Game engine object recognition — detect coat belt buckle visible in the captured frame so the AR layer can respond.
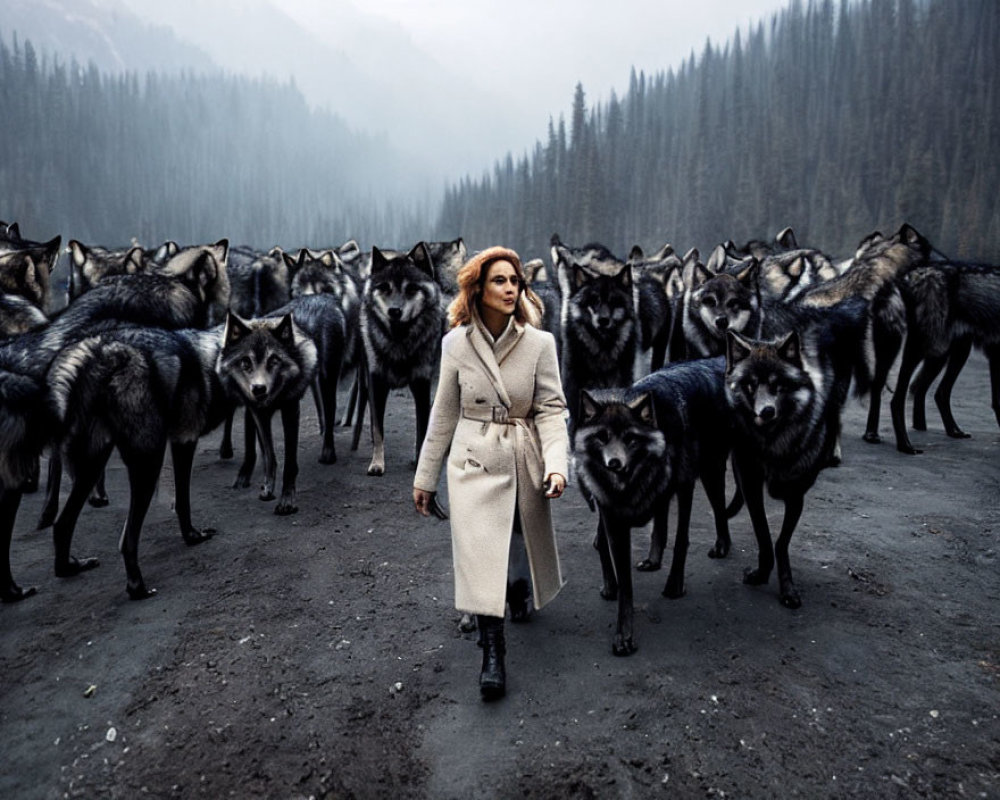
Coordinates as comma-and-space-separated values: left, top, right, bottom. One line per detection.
492, 406, 509, 424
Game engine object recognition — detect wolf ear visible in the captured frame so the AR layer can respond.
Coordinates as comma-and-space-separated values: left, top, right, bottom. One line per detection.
124, 246, 144, 273
273, 314, 295, 343
787, 255, 805, 278
572, 264, 592, 290
409, 241, 435, 279
579, 390, 602, 425
735, 257, 759, 288
706, 243, 729, 274
223, 312, 251, 347
281, 251, 299, 273
776, 331, 802, 367
725, 330, 753, 370
628, 245, 644, 262
628, 391, 657, 428
371, 246, 388, 274
69, 240, 88, 267
776, 227, 798, 250
6, 222, 20, 240
616, 264, 632, 289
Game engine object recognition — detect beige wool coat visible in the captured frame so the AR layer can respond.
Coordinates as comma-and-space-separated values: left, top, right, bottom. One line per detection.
413, 317, 570, 618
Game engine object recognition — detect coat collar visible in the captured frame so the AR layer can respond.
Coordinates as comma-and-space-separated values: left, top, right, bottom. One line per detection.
467, 307, 525, 407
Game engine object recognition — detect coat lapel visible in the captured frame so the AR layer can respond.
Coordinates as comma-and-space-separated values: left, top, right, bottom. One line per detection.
467, 318, 520, 408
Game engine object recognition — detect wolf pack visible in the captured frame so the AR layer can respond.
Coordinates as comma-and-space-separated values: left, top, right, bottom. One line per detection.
2, 218, 998, 658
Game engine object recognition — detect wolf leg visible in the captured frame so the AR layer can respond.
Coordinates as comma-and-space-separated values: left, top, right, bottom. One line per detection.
774, 492, 805, 609
219, 407, 236, 460
350, 363, 368, 451
366, 374, 390, 476
889, 337, 925, 454
663, 485, 694, 599
118, 448, 166, 600
1, 488, 36, 602
987, 344, 1000, 429
340, 368, 359, 427
248, 409, 278, 501
318, 372, 338, 465
411, 376, 431, 467
864, 320, 903, 444
52, 445, 113, 579
594, 511, 618, 600
606, 513, 637, 656
275, 401, 301, 515
702, 458, 732, 559
171, 440, 214, 543
233, 409, 258, 489
87, 469, 109, 508
737, 459, 774, 587
910, 355, 943, 432
36, 450, 62, 529
933, 336, 973, 437
637, 498, 670, 571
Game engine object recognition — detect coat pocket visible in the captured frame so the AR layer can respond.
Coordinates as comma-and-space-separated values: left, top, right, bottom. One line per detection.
463, 457, 486, 472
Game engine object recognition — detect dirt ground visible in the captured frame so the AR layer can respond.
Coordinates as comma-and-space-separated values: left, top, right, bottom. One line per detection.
2, 352, 999, 799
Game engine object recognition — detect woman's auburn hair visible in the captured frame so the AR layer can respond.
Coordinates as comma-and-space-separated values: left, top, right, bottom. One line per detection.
447, 245, 544, 329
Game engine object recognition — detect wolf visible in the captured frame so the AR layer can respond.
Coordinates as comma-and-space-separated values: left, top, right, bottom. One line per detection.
356, 243, 443, 476
217, 313, 320, 514
677, 257, 760, 360
524, 257, 562, 356
0, 230, 61, 312
724, 304, 866, 608
424, 237, 468, 299
44, 322, 242, 598
552, 236, 637, 438
0, 294, 48, 337
627, 244, 677, 371
66, 240, 147, 302
574, 358, 734, 655
893, 257, 1000, 450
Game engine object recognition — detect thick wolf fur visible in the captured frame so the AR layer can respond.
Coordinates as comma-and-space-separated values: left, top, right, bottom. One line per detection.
679, 258, 761, 360
553, 237, 637, 438
724, 316, 862, 609
574, 358, 733, 655
217, 313, 319, 514
226, 245, 290, 319
0, 294, 48, 337
896, 258, 1000, 449
627, 244, 676, 371
44, 323, 237, 599
0, 350, 54, 601
424, 237, 468, 298
525, 259, 562, 357
357, 243, 443, 476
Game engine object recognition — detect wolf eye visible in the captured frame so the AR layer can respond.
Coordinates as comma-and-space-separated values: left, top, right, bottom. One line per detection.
622, 432, 640, 447
239, 356, 253, 373
727, 300, 744, 312
404, 283, 419, 297
266, 354, 281, 371
701, 295, 717, 308
375, 281, 391, 294
594, 429, 610, 445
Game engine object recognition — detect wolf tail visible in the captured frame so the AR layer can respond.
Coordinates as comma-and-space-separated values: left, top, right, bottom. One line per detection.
0, 368, 51, 487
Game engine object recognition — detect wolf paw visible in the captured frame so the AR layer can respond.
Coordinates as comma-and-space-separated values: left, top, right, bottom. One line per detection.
946, 428, 971, 439
366, 463, 385, 477
708, 540, 730, 559
612, 635, 637, 656
599, 583, 617, 601
258, 488, 276, 502
87, 495, 110, 508
742, 566, 770, 586
232, 474, 252, 489
183, 527, 214, 546
55, 555, 100, 577
274, 501, 298, 516
897, 442, 923, 455
127, 582, 157, 600
2, 583, 38, 603
779, 588, 802, 609
862, 432, 882, 444
635, 558, 661, 572
319, 449, 337, 465
662, 576, 686, 599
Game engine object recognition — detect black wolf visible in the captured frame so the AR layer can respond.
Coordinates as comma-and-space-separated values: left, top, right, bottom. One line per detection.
896, 257, 1000, 449
724, 308, 864, 608
552, 237, 637, 438
574, 358, 733, 655
44, 323, 239, 598
357, 243, 444, 476
226, 245, 290, 320
0, 225, 61, 312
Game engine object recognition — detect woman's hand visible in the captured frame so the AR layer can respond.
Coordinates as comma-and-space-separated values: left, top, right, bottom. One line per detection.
544, 473, 566, 499
413, 488, 435, 516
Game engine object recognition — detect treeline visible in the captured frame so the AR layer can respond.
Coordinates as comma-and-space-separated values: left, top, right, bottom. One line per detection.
0, 33, 430, 249
436, 0, 1000, 263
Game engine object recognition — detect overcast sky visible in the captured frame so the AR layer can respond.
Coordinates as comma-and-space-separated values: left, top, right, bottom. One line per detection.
280, 0, 789, 128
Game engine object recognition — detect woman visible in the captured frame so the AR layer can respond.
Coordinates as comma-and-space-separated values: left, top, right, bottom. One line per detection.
413, 246, 569, 701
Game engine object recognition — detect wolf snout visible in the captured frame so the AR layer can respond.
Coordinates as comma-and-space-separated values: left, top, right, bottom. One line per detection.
754, 406, 776, 425
387, 307, 403, 320
715, 316, 729, 330
251, 383, 268, 399
604, 456, 626, 472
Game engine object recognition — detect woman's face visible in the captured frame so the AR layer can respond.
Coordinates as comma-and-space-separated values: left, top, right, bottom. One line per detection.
480, 259, 521, 319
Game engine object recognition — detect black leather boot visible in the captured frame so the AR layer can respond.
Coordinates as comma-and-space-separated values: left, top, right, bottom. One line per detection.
476, 614, 506, 700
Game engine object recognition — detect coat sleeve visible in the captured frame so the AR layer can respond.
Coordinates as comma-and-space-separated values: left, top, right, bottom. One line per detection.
532, 332, 570, 481
413, 345, 461, 492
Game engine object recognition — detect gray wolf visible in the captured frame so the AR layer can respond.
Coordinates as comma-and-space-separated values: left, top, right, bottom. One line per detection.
217, 313, 320, 514
552, 236, 637, 438
574, 357, 733, 655
894, 257, 1000, 450
0, 223, 61, 311
627, 243, 676, 371
226, 245, 290, 319
357, 243, 444, 476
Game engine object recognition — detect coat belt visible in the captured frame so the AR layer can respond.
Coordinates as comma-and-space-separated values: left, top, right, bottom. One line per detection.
461, 406, 533, 424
